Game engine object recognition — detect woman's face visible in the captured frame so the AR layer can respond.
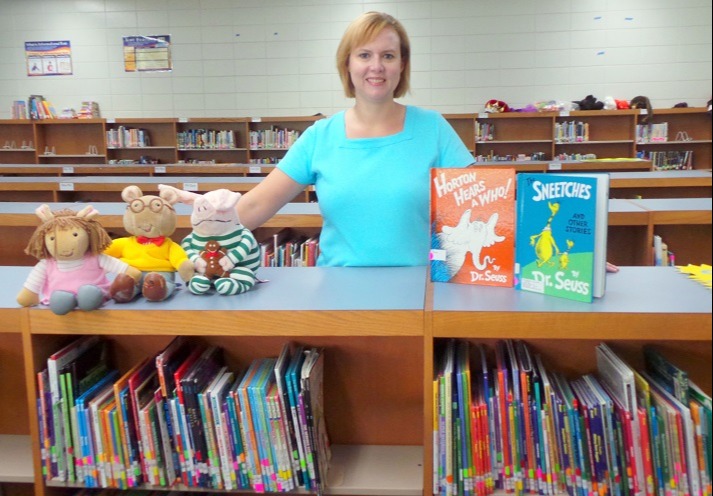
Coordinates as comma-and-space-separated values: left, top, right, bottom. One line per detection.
348, 27, 403, 104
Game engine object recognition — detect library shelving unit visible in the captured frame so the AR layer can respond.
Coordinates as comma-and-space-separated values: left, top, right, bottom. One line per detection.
554, 109, 637, 160
473, 112, 556, 162
34, 119, 107, 165
1, 109, 709, 171
636, 107, 713, 170
15, 265, 427, 496
106, 118, 178, 165
425, 265, 712, 493
443, 107, 711, 170
0, 120, 36, 165
0, 264, 710, 496
176, 117, 250, 165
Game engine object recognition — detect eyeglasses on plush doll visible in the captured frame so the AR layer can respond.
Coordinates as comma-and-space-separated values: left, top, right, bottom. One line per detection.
17, 204, 141, 315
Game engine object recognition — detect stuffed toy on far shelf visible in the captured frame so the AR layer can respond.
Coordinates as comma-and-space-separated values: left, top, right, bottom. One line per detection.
105, 185, 194, 303
17, 204, 141, 315
573, 94, 604, 111
158, 185, 260, 296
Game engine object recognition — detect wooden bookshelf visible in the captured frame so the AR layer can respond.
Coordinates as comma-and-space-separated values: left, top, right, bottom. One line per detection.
2, 109, 709, 170
0, 120, 36, 165
105, 118, 178, 165
0, 265, 709, 496
636, 107, 713, 170
443, 107, 711, 169
425, 266, 712, 493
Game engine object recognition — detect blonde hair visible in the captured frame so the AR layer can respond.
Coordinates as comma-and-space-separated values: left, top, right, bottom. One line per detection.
24, 209, 112, 260
336, 11, 411, 99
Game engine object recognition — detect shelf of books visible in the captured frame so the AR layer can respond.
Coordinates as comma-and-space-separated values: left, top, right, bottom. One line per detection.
2, 108, 710, 170
248, 116, 323, 165
636, 107, 713, 171
1, 258, 711, 496
427, 265, 712, 496
106, 118, 178, 166
19, 265, 426, 496
176, 117, 250, 166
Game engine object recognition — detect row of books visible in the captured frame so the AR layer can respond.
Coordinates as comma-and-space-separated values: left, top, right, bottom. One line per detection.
260, 229, 320, 267
249, 127, 300, 150
473, 153, 549, 162
554, 121, 590, 143
476, 123, 495, 141
36, 336, 331, 493
639, 151, 694, 171
77, 101, 101, 119
106, 127, 151, 148
29, 95, 57, 120
637, 123, 669, 143
430, 169, 609, 303
176, 129, 236, 150
434, 339, 712, 496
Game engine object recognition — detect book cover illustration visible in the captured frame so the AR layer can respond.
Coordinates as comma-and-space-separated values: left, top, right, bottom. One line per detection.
515, 173, 608, 302
430, 167, 515, 286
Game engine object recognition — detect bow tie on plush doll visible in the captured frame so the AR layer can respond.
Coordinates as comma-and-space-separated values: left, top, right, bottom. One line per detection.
136, 235, 166, 246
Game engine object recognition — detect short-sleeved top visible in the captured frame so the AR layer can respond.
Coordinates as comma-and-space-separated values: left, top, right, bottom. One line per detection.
278, 105, 474, 267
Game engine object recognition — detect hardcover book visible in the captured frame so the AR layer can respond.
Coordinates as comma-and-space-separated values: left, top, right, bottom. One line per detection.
430, 167, 515, 286
514, 172, 609, 302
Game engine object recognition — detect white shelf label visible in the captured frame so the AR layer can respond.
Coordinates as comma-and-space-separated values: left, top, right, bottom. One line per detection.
106, 118, 115, 124
59, 182, 75, 191
62, 166, 74, 174
249, 166, 262, 174
154, 166, 166, 174
559, 111, 570, 117
478, 113, 489, 119
639, 109, 648, 115
251, 117, 262, 122
548, 162, 562, 170
183, 182, 198, 191
179, 117, 188, 123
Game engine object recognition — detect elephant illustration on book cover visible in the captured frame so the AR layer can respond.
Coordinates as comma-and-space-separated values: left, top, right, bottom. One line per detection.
430, 168, 515, 286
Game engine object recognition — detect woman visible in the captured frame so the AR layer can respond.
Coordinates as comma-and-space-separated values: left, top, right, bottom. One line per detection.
237, 11, 474, 266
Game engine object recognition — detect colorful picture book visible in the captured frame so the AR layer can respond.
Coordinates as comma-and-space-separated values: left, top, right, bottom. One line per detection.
430, 167, 516, 286
514, 172, 610, 302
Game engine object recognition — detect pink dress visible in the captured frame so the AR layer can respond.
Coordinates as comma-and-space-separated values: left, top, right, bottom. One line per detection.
41, 254, 112, 305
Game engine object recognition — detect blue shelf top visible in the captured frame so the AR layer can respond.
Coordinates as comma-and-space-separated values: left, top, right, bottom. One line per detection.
4, 266, 426, 312
433, 266, 712, 314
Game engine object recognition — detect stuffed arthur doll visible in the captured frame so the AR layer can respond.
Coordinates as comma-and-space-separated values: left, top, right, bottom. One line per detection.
17, 204, 141, 315
105, 185, 194, 302
158, 184, 260, 296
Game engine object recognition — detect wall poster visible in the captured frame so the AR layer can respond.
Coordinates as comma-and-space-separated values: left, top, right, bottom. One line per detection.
123, 35, 172, 72
25, 40, 73, 76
